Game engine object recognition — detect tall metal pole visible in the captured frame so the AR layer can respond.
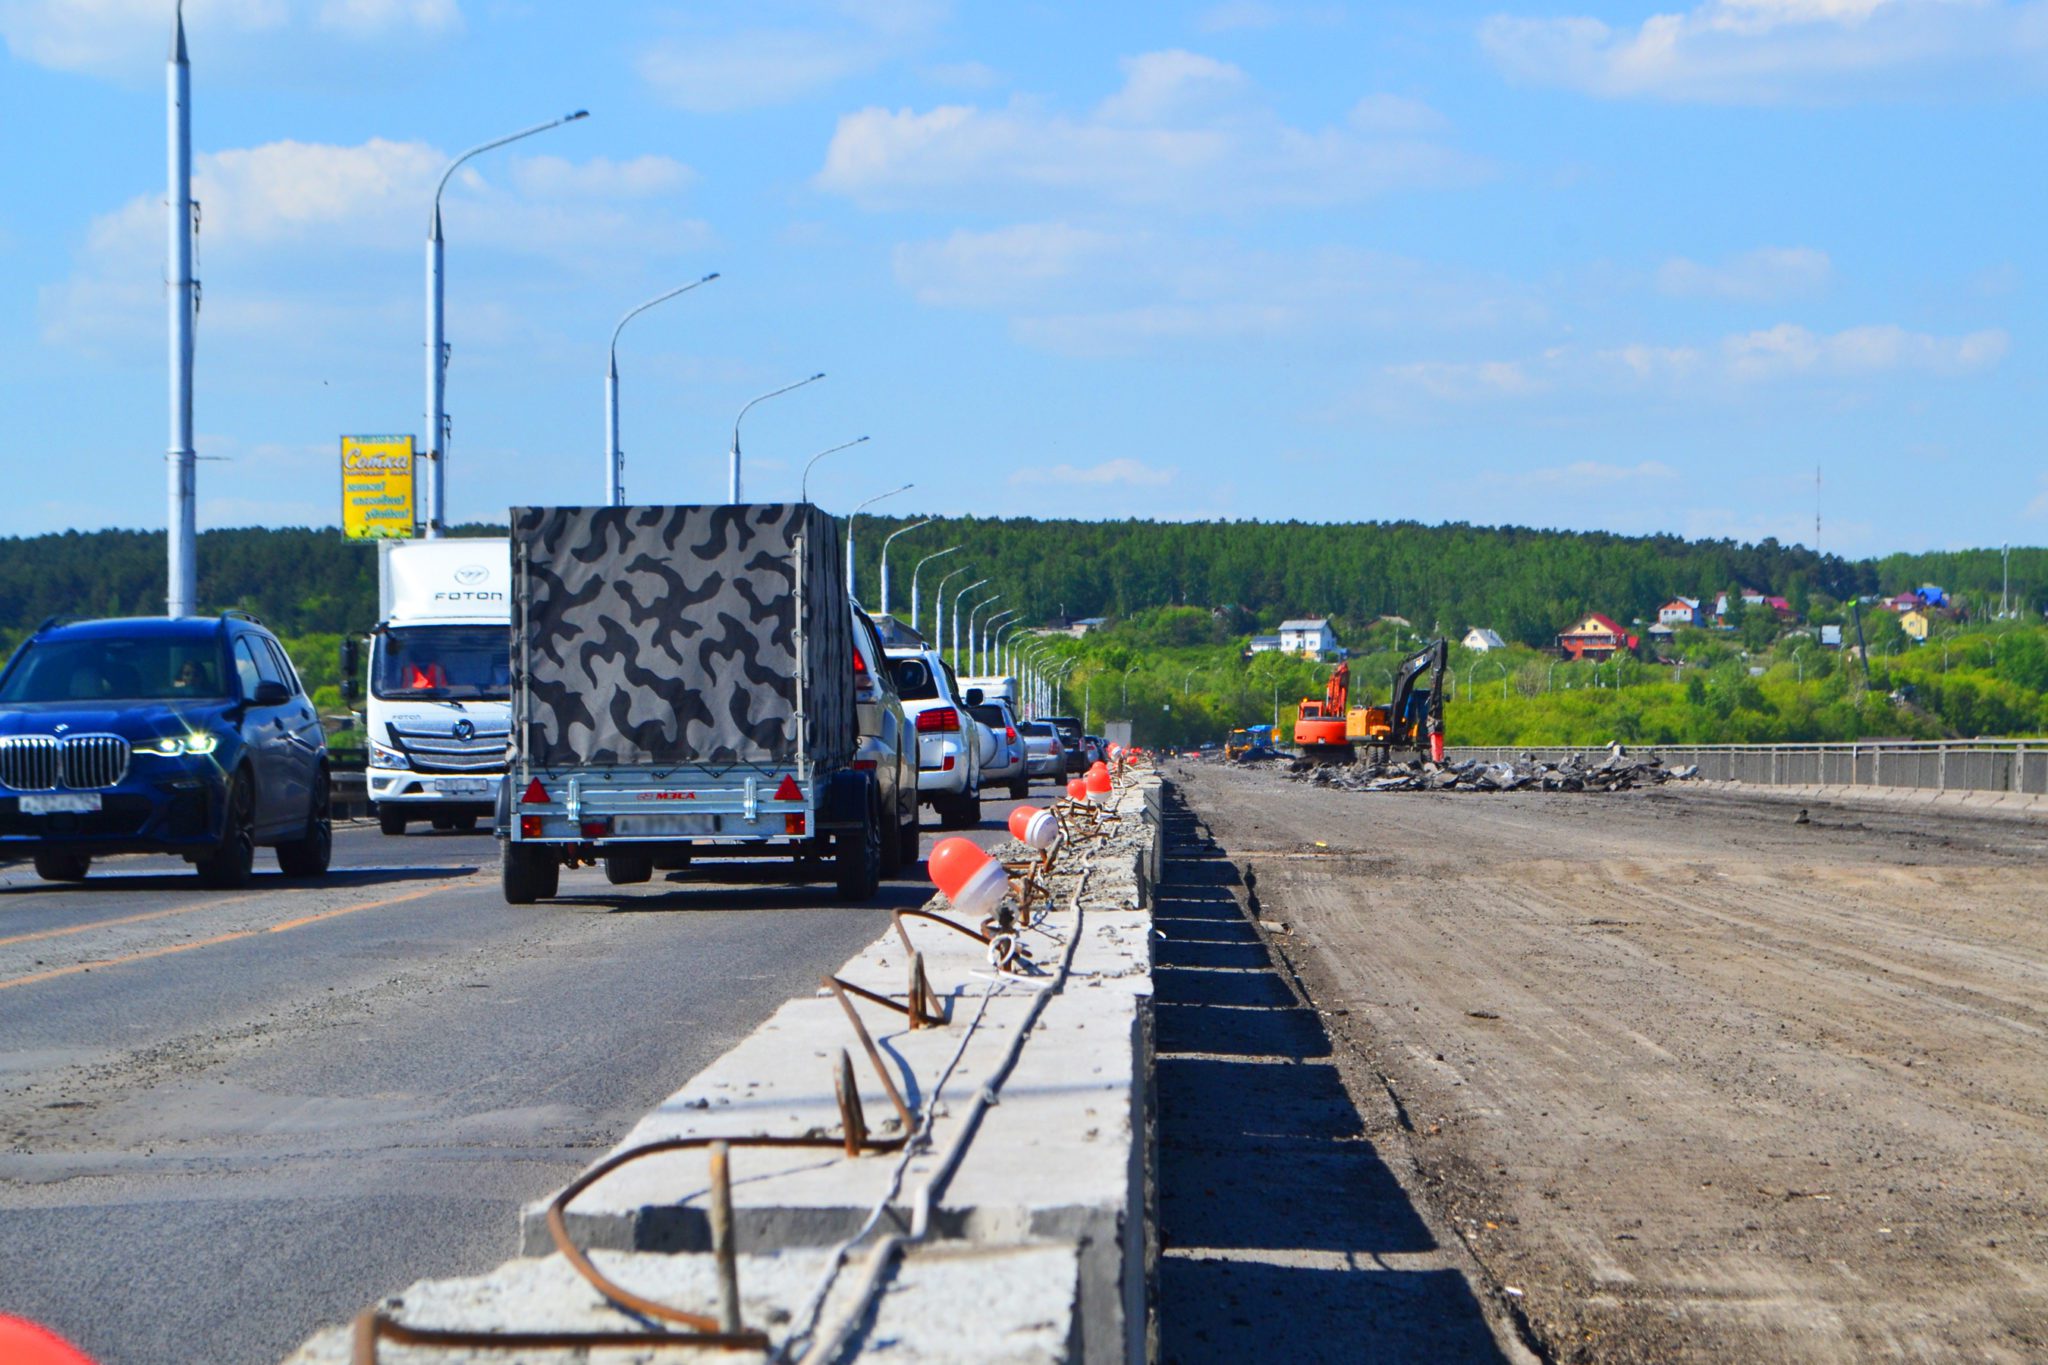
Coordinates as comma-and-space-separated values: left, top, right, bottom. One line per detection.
800, 436, 868, 503
950, 579, 988, 668
909, 546, 959, 641
607, 274, 718, 506
729, 373, 824, 504
932, 565, 971, 653
982, 609, 1016, 673
878, 518, 932, 618
967, 594, 1001, 675
426, 109, 588, 538
166, 4, 196, 618
844, 483, 910, 606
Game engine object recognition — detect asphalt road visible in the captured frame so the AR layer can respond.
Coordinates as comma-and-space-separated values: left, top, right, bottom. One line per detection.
0, 786, 1044, 1365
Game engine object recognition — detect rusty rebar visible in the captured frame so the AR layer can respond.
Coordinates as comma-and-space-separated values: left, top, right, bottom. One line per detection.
708, 1141, 741, 1334
833, 1047, 867, 1156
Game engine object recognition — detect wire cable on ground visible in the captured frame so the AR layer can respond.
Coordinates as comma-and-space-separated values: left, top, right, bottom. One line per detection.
792, 866, 1093, 1365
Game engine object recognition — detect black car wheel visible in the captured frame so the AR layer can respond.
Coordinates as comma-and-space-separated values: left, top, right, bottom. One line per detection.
452, 813, 479, 833
896, 795, 921, 868
834, 800, 881, 902
276, 768, 333, 878
196, 772, 258, 889
1009, 776, 1030, 800
502, 843, 560, 904
32, 852, 90, 883
378, 807, 408, 837
938, 791, 982, 830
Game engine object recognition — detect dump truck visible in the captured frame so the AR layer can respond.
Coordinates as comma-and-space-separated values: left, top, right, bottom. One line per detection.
497, 504, 884, 905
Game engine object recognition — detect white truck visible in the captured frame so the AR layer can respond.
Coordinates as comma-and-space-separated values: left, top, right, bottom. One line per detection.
361, 538, 512, 835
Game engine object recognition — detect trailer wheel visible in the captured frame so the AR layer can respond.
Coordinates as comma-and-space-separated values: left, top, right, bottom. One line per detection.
835, 802, 881, 901
502, 843, 559, 904
604, 850, 653, 885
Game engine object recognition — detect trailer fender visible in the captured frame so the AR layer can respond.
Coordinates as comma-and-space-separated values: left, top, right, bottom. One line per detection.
819, 769, 875, 831
493, 775, 512, 834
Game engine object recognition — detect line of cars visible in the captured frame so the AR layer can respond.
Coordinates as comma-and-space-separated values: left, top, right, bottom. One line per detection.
0, 508, 1087, 896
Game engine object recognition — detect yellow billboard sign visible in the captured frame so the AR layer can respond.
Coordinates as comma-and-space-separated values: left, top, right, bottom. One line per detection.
341, 435, 416, 540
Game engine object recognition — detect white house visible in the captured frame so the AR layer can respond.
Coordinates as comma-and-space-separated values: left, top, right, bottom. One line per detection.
1278, 618, 1340, 658
1657, 598, 1701, 628
1246, 635, 1284, 654
1462, 628, 1506, 652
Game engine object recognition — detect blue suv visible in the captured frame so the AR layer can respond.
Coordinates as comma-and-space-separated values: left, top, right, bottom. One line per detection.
0, 614, 331, 886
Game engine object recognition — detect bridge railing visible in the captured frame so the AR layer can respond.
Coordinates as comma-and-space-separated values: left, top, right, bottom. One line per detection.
1446, 739, 2048, 797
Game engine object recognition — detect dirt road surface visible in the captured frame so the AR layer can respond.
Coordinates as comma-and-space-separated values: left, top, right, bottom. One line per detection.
1172, 761, 2048, 1363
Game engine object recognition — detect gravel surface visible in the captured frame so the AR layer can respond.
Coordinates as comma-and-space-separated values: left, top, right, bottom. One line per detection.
1171, 760, 2048, 1363
0, 794, 1045, 1365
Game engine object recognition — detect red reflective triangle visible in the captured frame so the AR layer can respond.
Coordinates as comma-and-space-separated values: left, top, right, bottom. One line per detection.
521, 778, 549, 805
773, 775, 803, 802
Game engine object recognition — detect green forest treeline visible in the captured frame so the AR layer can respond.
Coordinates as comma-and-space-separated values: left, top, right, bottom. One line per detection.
1, 519, 2040, 646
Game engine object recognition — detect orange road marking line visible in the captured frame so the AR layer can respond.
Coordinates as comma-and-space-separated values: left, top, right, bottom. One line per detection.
0, 884, 445, 993
0, 891, 267, 949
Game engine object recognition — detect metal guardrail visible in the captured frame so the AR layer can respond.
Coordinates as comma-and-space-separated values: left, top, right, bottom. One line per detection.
1447, 739, 2048, 797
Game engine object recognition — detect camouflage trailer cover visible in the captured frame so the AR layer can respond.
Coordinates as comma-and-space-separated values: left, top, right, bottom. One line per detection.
511, 504, 855, 771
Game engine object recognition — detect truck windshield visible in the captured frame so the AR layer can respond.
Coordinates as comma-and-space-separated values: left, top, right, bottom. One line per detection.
373, 625, 509, 701
0, 636, 229, 703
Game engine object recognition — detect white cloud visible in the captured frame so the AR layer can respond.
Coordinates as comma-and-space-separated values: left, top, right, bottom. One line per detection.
1381, 319, 2007, 408
891, 225, 1542, 356
638, 1, 948, 111
1480, 0, 2048, 103
1657, 246, 1832, 299
0, 0, 460, 79
41, 137, 707, 353
1517, 459, 1679, 487
1195, 1, 1345, 32
1385, 357, 1550, 399
817, 52, 1488, 211
1722, 321, 2008, 377
1013, 458, 1176, 488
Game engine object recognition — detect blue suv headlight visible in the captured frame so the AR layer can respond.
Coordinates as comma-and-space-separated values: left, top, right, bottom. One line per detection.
136, 733, 220, 758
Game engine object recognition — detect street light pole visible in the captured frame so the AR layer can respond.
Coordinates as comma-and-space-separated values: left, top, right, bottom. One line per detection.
606, 273, 717, 506
878, 518, 933, 617
166, 4, 196, 616
967, 594, 1002, 674
729, 373, 824, 504
845, 483, 911, 606
427, 108, 588, 538
799, 435, 868, 504
1123, 662, 1140, 710
911, 547, 960, 642
981, 609, 1016, 673
949, 579, 988, 667
932, 564, 971, 652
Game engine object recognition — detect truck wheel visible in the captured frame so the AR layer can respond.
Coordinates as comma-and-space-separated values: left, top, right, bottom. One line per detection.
32, 852, 90, 882
197, 772, 258, 890
604, 850, 653, 885
834, 806, 881, 901
378, 807, 408, 837
938, 792, 981, 830
502, 843, 559, 904
452, 813, 479, 834
275, 769, 333, 878
896, 799, 921, 869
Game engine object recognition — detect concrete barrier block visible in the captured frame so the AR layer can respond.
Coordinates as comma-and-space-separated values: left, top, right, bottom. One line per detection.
285, 1242, 1083, 1365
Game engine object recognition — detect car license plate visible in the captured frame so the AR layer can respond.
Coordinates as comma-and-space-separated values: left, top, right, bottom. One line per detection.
441, 779, 491, 795
20, 793, 102, 815
611, 813, 721, 837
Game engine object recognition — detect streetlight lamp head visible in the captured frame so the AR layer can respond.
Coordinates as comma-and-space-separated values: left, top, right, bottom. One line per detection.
567, 110, 590, 121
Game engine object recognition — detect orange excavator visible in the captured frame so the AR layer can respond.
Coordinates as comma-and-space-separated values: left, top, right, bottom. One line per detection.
1293, 662, 1353, 762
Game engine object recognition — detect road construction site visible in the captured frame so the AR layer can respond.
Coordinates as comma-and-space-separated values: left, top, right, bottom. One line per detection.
1169, 760, 2048, 1363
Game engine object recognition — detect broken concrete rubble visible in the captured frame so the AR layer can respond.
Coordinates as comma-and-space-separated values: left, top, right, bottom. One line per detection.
1283, 748, 1699, 794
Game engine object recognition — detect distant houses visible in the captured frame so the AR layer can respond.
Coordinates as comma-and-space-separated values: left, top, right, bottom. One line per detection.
1461, 627, 1506, 652
1557, 613, 1637, 661
1278, 618, 1340, 658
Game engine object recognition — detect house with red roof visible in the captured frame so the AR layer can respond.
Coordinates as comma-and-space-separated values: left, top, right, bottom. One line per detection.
1557, 613, 1638, 660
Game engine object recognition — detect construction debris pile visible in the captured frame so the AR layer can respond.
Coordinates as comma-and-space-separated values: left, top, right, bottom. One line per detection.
1285, 749, 1699, 793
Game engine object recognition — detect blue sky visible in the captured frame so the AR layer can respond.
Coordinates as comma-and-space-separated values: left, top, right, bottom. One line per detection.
1, 0, 2042, 557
